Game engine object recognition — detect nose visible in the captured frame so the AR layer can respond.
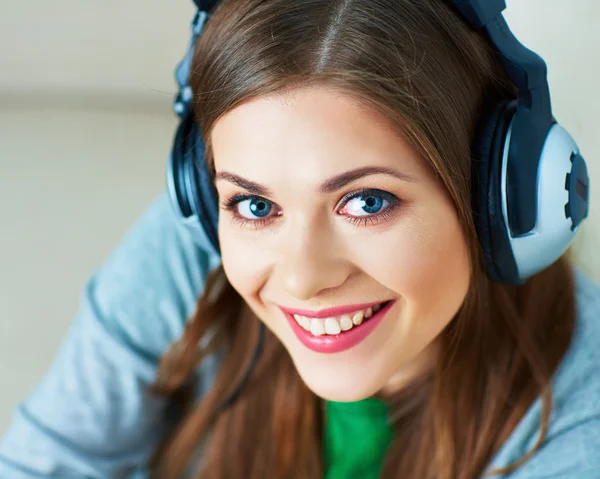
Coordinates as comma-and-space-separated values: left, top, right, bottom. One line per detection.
276, 216, 352, 301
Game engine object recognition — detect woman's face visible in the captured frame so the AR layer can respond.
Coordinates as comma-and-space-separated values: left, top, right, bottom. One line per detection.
212, 86, 471, 401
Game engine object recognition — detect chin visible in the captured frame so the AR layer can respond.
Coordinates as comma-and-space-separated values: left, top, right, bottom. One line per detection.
292, 358, 386, 402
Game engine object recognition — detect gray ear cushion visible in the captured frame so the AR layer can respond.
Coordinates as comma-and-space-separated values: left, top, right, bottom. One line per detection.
472, 100, 520, 283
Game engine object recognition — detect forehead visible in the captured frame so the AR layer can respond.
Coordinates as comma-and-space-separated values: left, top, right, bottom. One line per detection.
210, 86, 429, 184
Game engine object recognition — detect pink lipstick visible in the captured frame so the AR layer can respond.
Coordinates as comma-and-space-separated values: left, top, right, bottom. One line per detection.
279, 300, 395, 354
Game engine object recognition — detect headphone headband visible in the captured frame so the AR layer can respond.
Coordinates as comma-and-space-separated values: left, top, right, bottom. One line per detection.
193, 0, 219, 12
447, 0, 554, 236
448, 0, 506, 29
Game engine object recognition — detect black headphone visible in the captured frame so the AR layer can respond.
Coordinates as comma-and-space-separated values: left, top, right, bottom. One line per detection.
167, 0, 590, 407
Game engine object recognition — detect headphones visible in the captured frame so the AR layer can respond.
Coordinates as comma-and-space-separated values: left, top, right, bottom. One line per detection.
167, 0, 591, 286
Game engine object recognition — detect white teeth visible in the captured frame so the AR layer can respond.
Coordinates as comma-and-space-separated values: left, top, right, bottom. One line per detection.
340, 315, 353, 331
324, 317, 341, 335
310, 318, 326, 336
301, 316, 311, 331
293, 314, 310, 331
352, 310, 364, 325
293, 302, 388, 337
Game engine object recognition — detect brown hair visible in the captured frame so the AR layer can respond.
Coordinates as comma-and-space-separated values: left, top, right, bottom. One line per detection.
150, 0, 576, 477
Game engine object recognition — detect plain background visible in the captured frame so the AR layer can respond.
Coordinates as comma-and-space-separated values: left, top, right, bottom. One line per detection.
1, 0, 599, 432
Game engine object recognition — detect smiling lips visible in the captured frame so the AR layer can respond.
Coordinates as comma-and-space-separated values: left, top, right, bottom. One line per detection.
292, 302, 384, 335
279, 300, 395, 353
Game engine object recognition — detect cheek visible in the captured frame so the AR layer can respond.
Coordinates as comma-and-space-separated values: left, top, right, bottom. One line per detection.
355, 203, 471, 310
218, 224, 270, 300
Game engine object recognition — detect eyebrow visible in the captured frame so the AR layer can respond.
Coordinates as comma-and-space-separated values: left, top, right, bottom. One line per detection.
215, 166, 414, 197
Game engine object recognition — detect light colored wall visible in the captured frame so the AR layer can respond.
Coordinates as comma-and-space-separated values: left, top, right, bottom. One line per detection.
0, 0, 195, 101
1, 0, 599, 434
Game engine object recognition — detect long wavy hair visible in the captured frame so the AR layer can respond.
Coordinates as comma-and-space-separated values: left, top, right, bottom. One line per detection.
150, 1, 577, 477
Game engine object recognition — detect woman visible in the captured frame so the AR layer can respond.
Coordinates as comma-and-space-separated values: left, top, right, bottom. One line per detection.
1, 0, 598, 478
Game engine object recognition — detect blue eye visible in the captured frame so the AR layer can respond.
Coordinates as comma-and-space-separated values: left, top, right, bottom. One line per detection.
236, 197, 273, 219
342, 191, 393, 217
223, 189, 400, 229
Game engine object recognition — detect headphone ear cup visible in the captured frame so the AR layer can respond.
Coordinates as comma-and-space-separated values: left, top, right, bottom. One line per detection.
168, 112, 194, 218
187, 122, 221, 251
167, 112, 221, 254
472, 100, 520, 284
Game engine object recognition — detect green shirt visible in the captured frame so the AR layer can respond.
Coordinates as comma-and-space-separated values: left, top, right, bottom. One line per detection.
323, 398, 394, 479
